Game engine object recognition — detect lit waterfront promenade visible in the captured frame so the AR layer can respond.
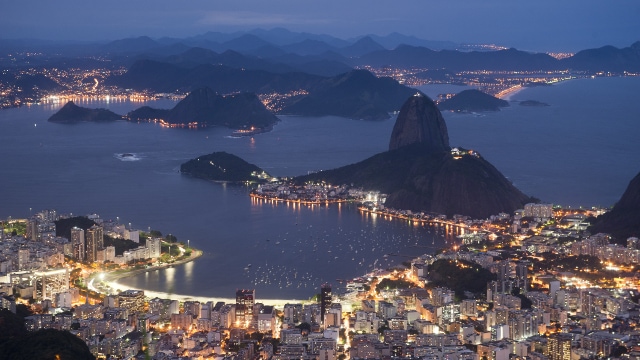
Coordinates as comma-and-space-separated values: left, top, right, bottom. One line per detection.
249, 192, 350, 206
88, 247, 317, 308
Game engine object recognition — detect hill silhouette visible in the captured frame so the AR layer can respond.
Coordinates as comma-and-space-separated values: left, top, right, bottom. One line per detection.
181, 151, 270, 182
438, 89, 509, 112
128, 87, 279, 130
590, 171, 640, 242
295, 93, 533, 218
282, 69, 415, 120
48, 101, 122, 123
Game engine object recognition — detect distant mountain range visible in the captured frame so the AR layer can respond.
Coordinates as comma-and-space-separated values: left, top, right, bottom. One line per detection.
2, 28, 638, 74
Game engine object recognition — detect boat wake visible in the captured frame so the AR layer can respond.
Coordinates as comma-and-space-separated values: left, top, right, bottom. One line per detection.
114, 153, 142, 161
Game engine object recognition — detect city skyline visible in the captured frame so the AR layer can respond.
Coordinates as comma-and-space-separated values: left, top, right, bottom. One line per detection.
1, 0, 639, 52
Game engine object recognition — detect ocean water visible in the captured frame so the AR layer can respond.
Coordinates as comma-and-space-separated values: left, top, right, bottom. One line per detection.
0, 76, 638, 299
425, 77, 640, 207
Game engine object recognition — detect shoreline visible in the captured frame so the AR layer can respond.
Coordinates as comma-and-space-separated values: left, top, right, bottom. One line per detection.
496, 84, 525, 101
497, 76, 584, 101
104, 247, 203, 284
98, 248, 316, 307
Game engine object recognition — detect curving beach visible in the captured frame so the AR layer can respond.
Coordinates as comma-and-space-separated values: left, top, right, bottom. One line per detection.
94, 248, 313, 307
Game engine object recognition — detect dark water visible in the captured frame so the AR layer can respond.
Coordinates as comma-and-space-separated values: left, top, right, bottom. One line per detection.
429, 77, 640, 207
1, 76, 639, 299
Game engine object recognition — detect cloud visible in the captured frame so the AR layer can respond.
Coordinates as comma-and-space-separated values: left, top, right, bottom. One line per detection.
198, 11, 330, 26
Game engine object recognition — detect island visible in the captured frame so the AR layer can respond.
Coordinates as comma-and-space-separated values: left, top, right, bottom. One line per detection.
47, 101, 123, 123
438, 89, 509, 112
180, 151, 271, 183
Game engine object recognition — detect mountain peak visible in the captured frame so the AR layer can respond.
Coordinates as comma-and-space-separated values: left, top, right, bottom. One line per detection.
388, 92, 450, 152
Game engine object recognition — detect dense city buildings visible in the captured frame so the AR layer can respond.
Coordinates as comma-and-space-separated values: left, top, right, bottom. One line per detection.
1, 204, 640, 359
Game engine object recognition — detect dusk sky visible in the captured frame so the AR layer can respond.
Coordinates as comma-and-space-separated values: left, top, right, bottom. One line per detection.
2, 0, 639, 52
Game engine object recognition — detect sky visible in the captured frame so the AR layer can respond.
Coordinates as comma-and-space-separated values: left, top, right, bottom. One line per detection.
2, 0, 639, 52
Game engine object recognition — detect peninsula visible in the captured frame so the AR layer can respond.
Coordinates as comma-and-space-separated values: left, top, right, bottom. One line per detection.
295, 92, 533, 219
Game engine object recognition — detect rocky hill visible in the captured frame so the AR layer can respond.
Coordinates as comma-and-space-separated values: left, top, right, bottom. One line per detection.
128, 87, 279, 130
281, 69, 415, 120
48, 101, 123, 123
589, 171, 640, 242
295, 92, 533, 218
389, 93, 450, 152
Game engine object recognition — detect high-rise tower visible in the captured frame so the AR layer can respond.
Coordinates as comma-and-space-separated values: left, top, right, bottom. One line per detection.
235, 289, 255, 327
320, 283, 332, 324
70, 226, 85, 261
85, 225, 103, 263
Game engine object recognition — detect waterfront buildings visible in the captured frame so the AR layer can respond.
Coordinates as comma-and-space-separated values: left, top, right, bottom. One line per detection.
71, 226, 85, 261
2, 206, 640, 359
235, 289, 255, 327
320, 283, 332, 325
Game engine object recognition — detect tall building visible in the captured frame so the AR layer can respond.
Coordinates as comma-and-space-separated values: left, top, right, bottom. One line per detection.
515, 261, 530, 293
524, 203, 553, 218
70, 227, 85, 261
17, 248, 30, 270
320, 283, 332, 324
235, 289, 255, 327
496, 260, 511, 295
85, 225, 104, 263
146, 238, 161, 259
547, 333, 572, 360
26, 219, 39, 241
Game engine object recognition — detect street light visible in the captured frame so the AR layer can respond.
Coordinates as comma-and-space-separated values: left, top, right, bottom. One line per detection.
187, 239, 190, 249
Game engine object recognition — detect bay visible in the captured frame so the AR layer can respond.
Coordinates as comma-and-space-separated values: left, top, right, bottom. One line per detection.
0, 76, 638, 299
